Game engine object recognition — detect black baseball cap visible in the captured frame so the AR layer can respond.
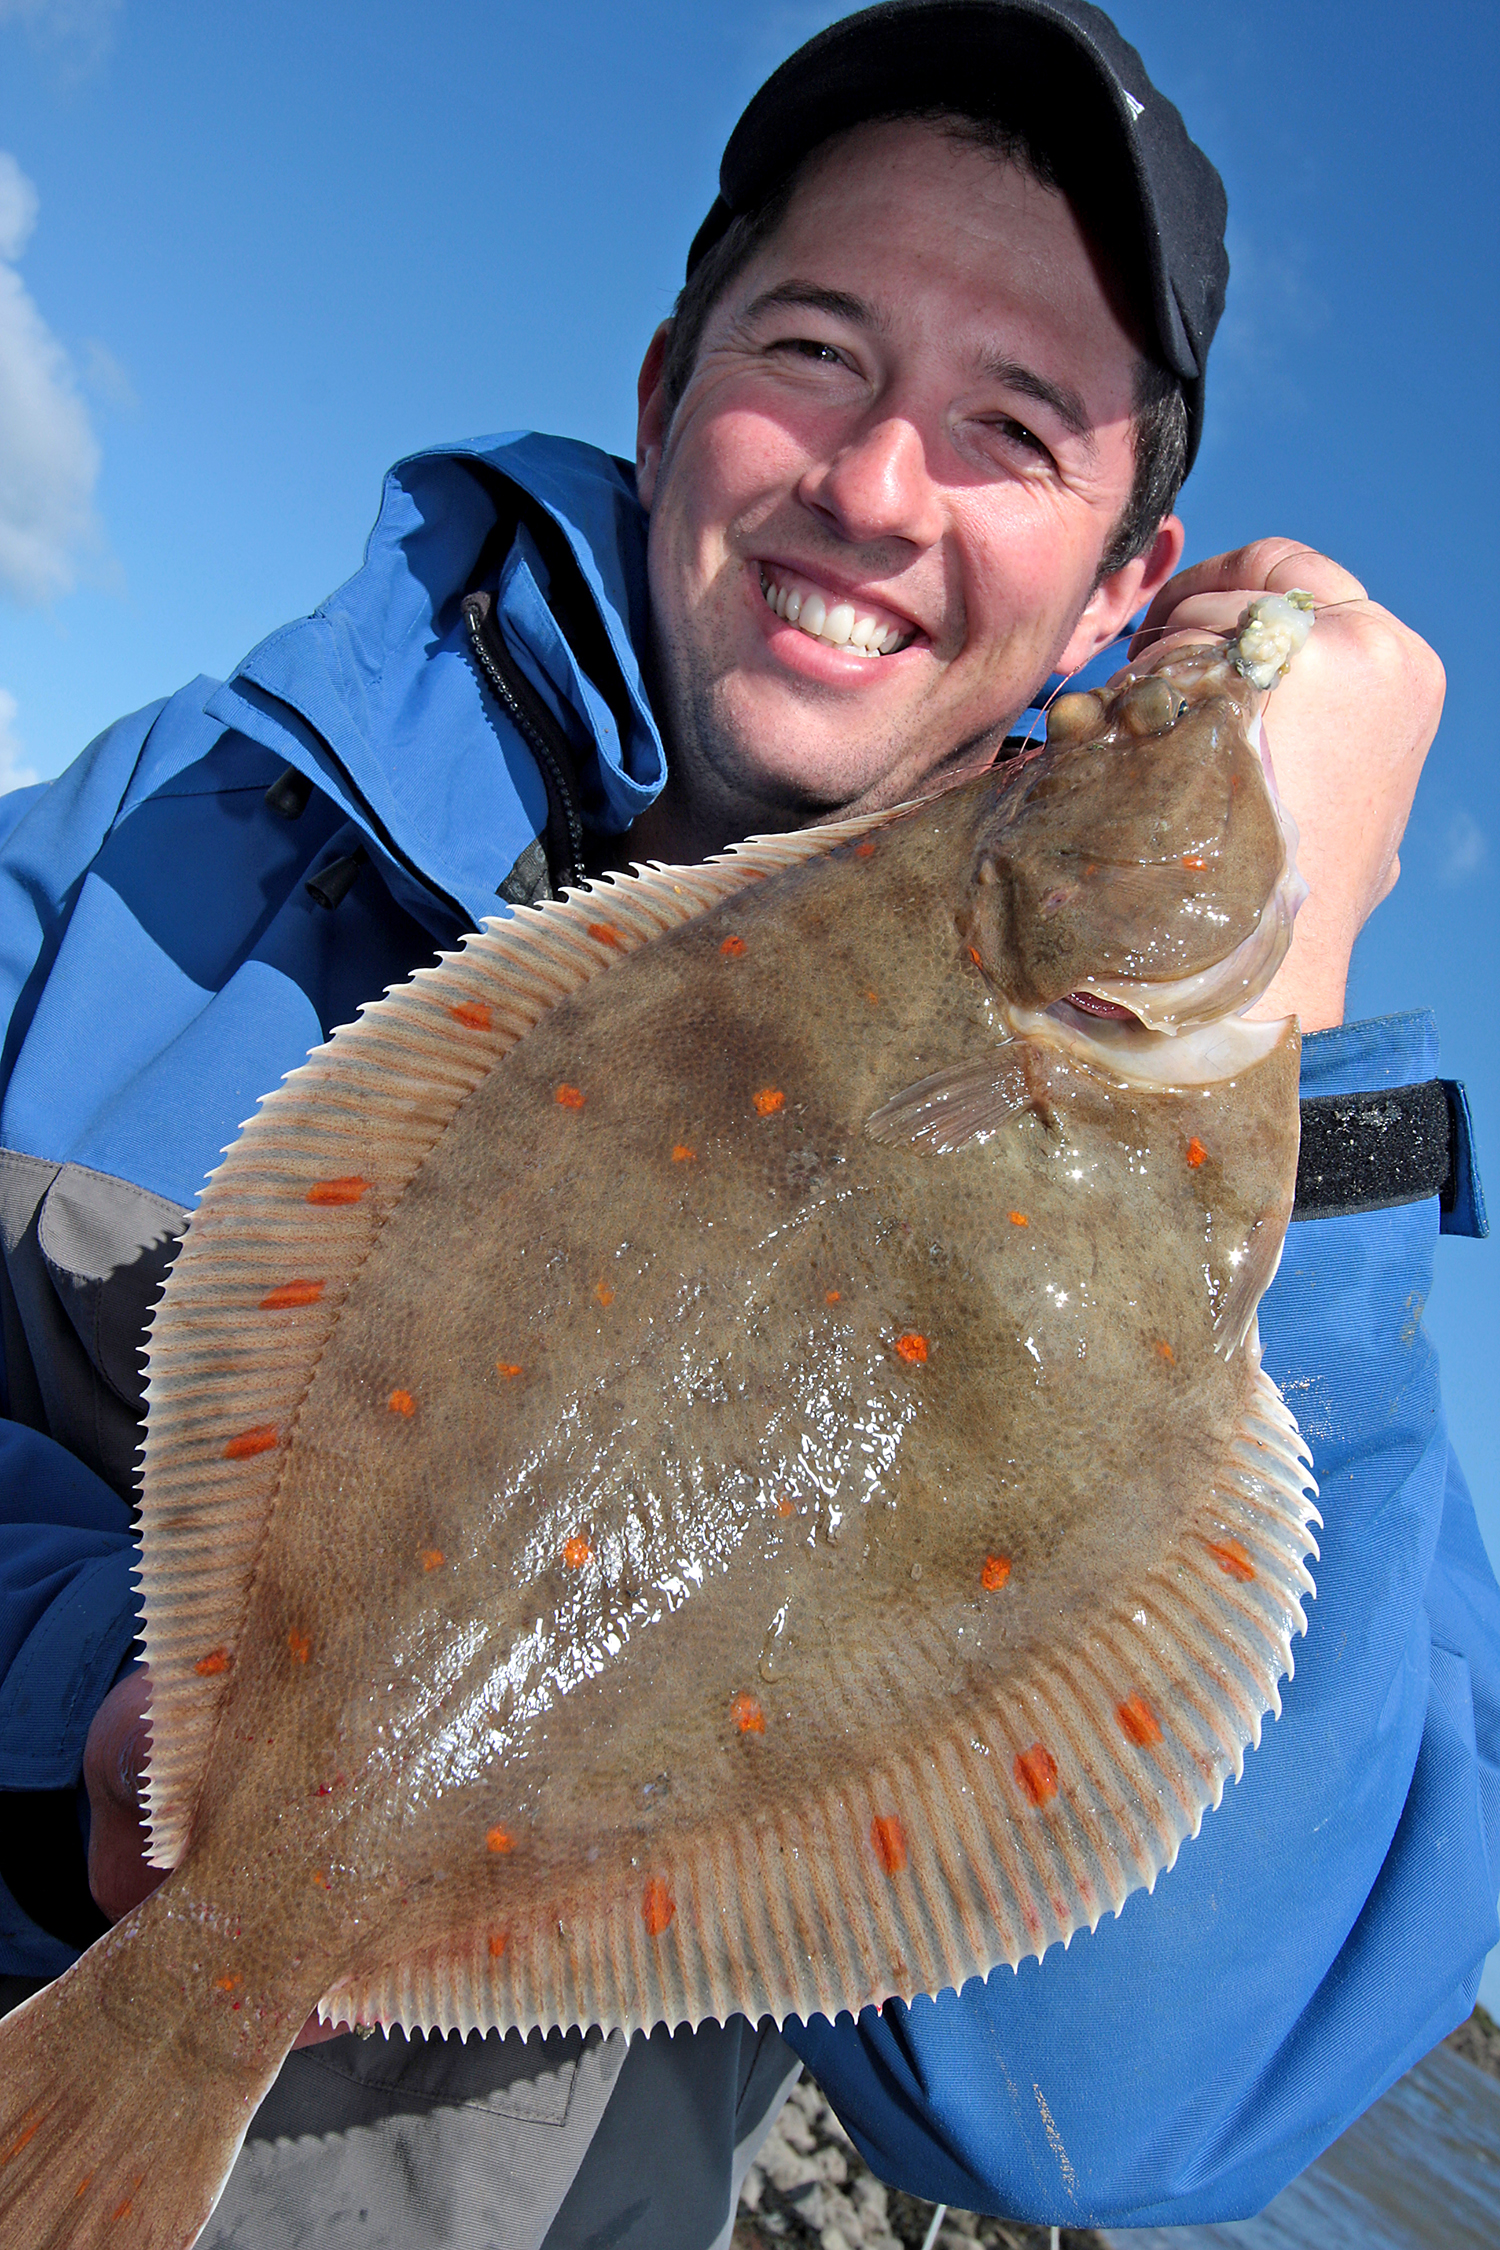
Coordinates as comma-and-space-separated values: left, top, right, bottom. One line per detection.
687, 0, 1228, 471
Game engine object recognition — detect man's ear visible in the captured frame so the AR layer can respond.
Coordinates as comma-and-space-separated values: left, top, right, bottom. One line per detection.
1053, 515, 1187, 674
635, 322, 673, 511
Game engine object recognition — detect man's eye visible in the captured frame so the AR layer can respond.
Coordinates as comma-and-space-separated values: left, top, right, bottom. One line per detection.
772, 338, 846, 366
992, 417, 1049, 456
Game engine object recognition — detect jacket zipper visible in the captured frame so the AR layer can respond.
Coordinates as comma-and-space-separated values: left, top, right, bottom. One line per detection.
462, 592, 585, 893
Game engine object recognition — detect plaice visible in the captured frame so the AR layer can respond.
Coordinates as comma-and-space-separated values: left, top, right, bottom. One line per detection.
0, 600, 1320, 2249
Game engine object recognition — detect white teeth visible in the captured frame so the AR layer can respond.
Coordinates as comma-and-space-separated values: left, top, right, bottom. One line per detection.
760, 571, 911, 656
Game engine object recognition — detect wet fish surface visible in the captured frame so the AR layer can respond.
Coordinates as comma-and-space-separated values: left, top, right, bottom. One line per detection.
0, 605, 1318, 2248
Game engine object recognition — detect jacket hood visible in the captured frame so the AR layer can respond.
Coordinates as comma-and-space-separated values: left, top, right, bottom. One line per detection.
204, 433, 667, 931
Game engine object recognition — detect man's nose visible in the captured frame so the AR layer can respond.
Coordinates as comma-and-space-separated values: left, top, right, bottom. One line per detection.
797, 414, 944, 551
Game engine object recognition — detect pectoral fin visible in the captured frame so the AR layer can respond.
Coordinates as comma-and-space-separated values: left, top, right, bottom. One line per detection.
867, 1043, 1055, 1153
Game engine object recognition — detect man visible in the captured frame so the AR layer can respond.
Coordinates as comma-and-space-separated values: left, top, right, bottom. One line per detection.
0, 4, 1493, 2246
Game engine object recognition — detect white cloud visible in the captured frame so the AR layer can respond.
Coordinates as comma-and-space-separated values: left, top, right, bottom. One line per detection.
0, 150, 102, 604
1442, 810, 1487, 883
0, 690, 39, 794
0, 1, 122, 76
0, 148, 37, 261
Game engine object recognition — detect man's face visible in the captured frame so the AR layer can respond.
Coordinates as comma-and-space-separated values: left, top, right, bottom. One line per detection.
636, 118, 1181, 839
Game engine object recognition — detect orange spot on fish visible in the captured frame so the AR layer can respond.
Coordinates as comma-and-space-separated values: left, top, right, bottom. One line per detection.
731, 1692, 765, 1735
981, 1554, 1012, 1592
260, 1278, 325, 1309
595, 1281, 615, 1307
287, 1629, 311, 1665
1181, 854, 1208, 872
1206, 1537, 1256, 1582
866, 990, 879, 1004
587, 921, 623, 949
213, 1974, 243, 1993
854, 840, 876, 858
112, 2200, 134, 2223
74, 2172, 93, 2198
224, 1424, 279, 1460
775, 1498, 795, 1518
420, 1548, 444, 1572
563, 1534, 592, 1569
641, 1875, 675, 1936
1118, 1693, 1163, 1747
306, 1176, 369, 1205
489, 1931, 509, 1959
449, 1000, 493, 1030
870, 1814, 907, 1875
826, 1289, 841, 1303
720, 935, 747, 957
388, 1389, 416, 1416
1155, 1340, 1176, 1365
311, 1871, 328, 1889
486, 1826, 515, 1854
556, 1084, 585, 1110
496, 1361, 523, 1378
0, 2118, 39, 2164
753, 1088, 785, 1116
672, 1144, 696, 1162
1009, 1211, 1029, 1227
1015, 1742, 1059, 1807
895, 1333, 928, 1364
1186, 1137, 1207, 1168
968, 946, 983, 967
194, 1649, 231, 1677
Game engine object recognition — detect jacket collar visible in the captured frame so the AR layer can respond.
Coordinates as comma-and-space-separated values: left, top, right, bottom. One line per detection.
203, 433, 666, 931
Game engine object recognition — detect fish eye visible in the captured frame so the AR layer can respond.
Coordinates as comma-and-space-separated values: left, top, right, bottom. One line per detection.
1046, 691, 1106, 744
1119, 678, 1185, 737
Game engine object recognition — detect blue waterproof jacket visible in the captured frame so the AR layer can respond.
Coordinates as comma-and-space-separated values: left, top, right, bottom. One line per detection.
0, 432, 1495, 2230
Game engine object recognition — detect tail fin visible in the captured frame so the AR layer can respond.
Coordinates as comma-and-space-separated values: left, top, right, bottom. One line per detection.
0, 1912, 289, 2250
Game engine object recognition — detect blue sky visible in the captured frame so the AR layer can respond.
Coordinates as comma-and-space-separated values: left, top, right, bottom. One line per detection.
1, 0, 1497, 1977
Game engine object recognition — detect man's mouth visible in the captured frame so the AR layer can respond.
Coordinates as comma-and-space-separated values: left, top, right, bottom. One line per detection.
758, 567, 917, 660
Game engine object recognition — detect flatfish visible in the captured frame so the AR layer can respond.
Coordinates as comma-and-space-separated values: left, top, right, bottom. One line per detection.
0, 598, 1320, 2248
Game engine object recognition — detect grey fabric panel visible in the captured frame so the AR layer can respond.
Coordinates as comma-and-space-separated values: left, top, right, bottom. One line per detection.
0, 1148, 186, 1497
707, 2046, 803, 2250
204, 2026, 628, 2250
541, 2016, 801, 2250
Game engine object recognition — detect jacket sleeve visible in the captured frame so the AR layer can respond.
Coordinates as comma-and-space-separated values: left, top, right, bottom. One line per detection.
0, 712, 168, 1977
0, 1418, 140, 1976
789, 1010, 1500, 2229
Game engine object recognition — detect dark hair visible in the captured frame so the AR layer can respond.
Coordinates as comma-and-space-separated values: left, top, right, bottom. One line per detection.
659, 113, 1188, 578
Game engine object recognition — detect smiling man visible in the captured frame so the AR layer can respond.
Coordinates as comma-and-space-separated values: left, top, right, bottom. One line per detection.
0, 5, 1494, 2249
634, 121, 1177, 854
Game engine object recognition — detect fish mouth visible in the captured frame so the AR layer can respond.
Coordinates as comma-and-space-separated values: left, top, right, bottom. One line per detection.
1062, 990, 1141, 1023
757, 565, 921, 660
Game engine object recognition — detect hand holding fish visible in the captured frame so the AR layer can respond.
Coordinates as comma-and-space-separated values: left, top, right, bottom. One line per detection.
1131, 538, 1445, 1032
82, 1670, 157, 1925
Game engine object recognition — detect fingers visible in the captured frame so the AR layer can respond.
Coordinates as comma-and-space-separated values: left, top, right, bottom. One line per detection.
1133, 538, 1369, 653
84, 1669, 165, 1922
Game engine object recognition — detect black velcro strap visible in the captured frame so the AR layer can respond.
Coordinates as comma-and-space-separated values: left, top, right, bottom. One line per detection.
1293, 1080, 1456, 1222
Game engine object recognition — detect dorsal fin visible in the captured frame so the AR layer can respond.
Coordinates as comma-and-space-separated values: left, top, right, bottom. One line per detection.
138, 807, 906, 1864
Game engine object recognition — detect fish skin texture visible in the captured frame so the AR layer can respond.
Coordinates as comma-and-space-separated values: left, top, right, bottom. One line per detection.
0, 643, 1317, 2249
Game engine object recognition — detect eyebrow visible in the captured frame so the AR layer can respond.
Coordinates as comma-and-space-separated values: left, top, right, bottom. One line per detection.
737, 283, 1097, 453
981, 359, 1094, 449
738, 281, 882, 331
